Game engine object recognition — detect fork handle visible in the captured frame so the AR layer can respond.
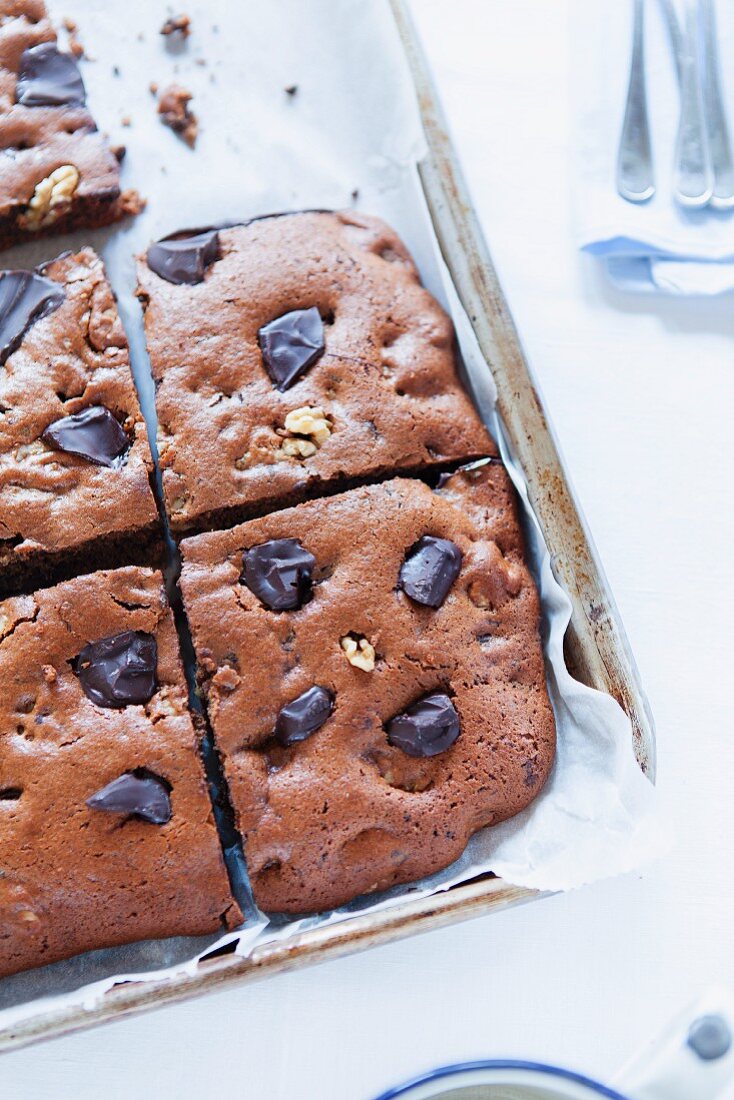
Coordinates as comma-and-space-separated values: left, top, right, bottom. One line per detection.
617, 0, 655, 203
673, 0, 714, 207
700, 0, 734, 207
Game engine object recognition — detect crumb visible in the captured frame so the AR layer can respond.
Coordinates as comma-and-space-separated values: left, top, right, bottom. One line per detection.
157, 83, 198, 147
121, 115, 131, 127
351, 188, 360, 201
211, 665, 240, 691
110, 144, 126, 162
284, 84, 298, 97
161, 13, 191, 37
42, 664, 57, 684
195, 57, 206, 66
63, 17, 85, 58
149, 81, 158, 95
119, 189, 146, 216
112, 65, 120, 77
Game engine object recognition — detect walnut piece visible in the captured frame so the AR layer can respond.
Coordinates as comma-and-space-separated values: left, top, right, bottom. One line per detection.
279, 437, 318, 459
89, 278, 127, 350
277, 406, 332, 460
284, 406, 332, 443
340, 635, 376, 672
467, 544, 523, 609
146, 688, 179, 719
19, 165, 79, 231
15, 440, 46, 461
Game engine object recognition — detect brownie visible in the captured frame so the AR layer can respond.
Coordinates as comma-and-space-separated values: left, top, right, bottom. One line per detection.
0, 566, 241, 979
0, 0, 140, 249
0, 247, 160, 597
136, 211, 496, 535
179, 461, 556, 913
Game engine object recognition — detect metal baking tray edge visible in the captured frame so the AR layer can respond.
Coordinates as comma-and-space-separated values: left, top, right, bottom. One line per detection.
0, 0, 655, 1054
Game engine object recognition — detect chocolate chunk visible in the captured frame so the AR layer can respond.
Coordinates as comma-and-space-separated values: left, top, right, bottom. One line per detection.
42, 406, 129, 467
242, 538, 315, 611
87, 771, 172, 824
147, 230, 219, 285
0, 271, 65, 365
275, 686, 334, 746
259, 307, 325, 390
15, 42, 86, 108
75, 631, 157, 708
386, 693, 460, 758
398, 536, 462, 608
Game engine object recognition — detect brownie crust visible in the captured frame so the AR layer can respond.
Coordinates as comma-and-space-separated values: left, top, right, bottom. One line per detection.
136, 211, 496, 534
0, 566, 241, 979
0, 0, 137, 248
180, 463, 555, 913
0, 248, 160, 597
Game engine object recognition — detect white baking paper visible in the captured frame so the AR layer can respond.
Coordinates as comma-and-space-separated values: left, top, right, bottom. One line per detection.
0, 0, 665, 1031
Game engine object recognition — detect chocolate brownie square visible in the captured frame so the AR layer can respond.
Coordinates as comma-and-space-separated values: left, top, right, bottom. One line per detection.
0, 0, 140, 249
0, 566, 241, 979
179, 461, 555, 913
136, 211, 496, 535
0, 247, 160, 597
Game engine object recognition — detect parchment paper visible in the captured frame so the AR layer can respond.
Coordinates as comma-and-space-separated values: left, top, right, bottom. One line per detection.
0, 0, 665, 1029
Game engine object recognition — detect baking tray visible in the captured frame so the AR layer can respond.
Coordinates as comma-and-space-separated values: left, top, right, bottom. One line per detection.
0, 0, 655, 1054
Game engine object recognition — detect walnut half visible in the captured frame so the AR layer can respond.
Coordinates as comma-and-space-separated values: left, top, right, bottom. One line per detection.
19, 165, 80, 231
340, 634, 376, 672
277, 406, 333, 460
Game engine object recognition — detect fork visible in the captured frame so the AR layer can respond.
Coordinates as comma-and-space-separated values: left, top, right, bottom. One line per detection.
618, 0, 734, 209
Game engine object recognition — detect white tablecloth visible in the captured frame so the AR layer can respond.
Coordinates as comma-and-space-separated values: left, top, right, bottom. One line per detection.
4, 2, 734, 1096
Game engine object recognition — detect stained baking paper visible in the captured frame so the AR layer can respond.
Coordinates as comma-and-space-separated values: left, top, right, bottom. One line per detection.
0, 0, 664, 1030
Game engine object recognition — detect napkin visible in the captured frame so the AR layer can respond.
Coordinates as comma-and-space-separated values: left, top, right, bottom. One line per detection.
574, 0, 734, 294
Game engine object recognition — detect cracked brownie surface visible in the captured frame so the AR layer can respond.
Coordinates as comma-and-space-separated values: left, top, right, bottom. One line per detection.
0, 247, 159, 596
0, 0, 138, 248
0, 566, 241, 979
180, 463, 555, 913
136, 211, 496, 534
